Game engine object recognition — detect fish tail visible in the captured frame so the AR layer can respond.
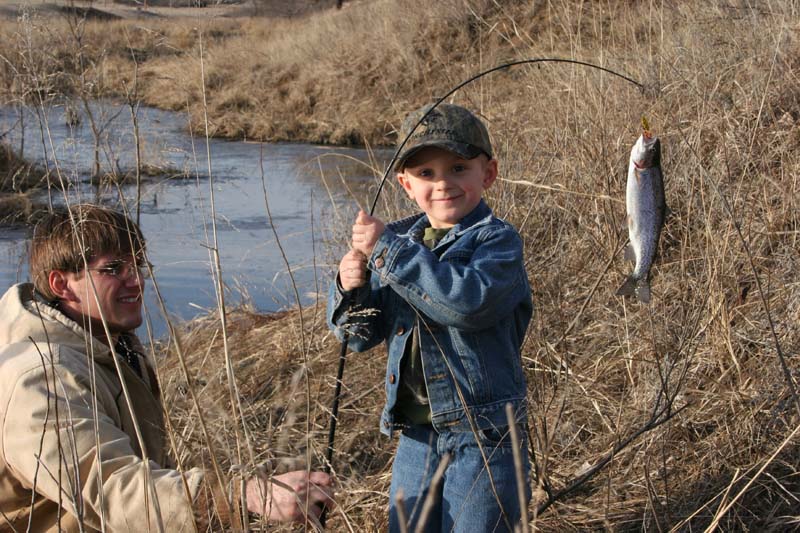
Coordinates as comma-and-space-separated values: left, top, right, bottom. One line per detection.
616, 275, 637, 297
617, 276, 652, 303
635, 279, 652, 304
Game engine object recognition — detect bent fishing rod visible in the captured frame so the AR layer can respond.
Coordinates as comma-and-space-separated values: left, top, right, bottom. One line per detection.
320, 57, 642, 527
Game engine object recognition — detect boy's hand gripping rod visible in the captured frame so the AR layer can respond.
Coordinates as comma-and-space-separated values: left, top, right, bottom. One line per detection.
319, 58, 641, 528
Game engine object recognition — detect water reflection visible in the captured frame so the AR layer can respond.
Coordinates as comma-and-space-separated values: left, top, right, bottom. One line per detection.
0, 100, 388, 338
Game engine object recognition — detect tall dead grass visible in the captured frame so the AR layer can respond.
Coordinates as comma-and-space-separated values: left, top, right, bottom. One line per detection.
1, 0, 799, 530
0, 142, 48, 223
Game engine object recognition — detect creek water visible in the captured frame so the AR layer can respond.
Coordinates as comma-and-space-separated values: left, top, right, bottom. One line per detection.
0, 101, 387, 338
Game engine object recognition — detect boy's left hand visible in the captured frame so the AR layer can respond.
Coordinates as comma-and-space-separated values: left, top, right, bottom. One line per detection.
351, 210, 385, 258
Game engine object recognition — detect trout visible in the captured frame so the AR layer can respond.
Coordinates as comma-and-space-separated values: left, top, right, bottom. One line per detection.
616, 125, 667, 303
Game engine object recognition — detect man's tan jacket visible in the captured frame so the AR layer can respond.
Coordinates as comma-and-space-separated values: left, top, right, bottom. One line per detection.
0, 284, 203, 531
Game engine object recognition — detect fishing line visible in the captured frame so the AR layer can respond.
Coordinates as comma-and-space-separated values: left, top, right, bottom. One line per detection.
321, 57, 643, 527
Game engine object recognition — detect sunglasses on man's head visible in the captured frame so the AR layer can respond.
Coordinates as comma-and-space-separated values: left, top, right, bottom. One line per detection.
88, 259, 152, 281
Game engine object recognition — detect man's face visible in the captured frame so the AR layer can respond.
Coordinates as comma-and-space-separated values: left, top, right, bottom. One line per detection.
397, 146, 497, 228
58, 252, 146, 337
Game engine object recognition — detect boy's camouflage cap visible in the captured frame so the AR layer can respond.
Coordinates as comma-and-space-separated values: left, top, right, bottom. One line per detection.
394, 103, 493, 170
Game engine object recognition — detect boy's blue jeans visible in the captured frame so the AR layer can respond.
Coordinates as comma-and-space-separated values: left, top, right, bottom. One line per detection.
389, 424, 531, 533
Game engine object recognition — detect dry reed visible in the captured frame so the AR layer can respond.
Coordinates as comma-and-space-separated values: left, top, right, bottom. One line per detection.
0, 0, 798, 530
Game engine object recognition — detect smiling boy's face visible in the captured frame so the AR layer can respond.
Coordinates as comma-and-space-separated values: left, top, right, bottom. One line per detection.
397, 146, 498, 229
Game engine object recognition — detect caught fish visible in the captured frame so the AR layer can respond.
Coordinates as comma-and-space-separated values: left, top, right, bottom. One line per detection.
616, 122, 667, 303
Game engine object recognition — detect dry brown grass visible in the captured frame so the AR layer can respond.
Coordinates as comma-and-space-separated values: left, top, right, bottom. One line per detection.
2, 0, 799, 530
0, 142, 49, 223
0, 141, 42, 190
158, 305, 393, 531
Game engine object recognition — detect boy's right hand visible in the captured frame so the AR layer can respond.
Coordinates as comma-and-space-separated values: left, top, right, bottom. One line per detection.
338, 249, 368, 291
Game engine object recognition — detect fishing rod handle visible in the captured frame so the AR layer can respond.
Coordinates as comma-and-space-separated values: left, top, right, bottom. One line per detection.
325, 334, 349, 471
320, 332, 349, 529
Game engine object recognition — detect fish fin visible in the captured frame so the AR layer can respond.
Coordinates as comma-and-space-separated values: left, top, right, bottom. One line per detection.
616, 275, 637, 297
635, 280, 652, 304
624, 245, 636, 262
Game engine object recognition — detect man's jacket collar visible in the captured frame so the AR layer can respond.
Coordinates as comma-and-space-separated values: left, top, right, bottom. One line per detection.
0, 283, 123, 367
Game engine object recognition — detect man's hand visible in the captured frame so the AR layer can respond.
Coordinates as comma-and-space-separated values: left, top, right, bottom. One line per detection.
339, 249, 368, 291
246, 470, 334, 524
351, 210, 385, 259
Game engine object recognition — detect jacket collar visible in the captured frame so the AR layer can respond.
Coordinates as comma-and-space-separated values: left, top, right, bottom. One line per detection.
387, 199, 493, 243
0, 283, 127, 367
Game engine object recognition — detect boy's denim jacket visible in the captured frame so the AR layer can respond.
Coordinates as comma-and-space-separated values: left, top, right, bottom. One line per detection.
327, 200, 532, 436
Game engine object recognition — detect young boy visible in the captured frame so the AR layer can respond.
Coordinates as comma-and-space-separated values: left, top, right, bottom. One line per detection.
328, 103, 532, 532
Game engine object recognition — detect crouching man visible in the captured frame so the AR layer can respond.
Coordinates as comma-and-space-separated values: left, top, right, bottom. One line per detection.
0, 204, 333, 531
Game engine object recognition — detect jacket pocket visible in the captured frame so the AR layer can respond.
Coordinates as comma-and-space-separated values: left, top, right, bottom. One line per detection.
451, 332, 491, 403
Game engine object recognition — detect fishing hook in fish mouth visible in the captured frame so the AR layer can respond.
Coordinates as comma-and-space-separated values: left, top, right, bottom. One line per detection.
321, 56, 643, 527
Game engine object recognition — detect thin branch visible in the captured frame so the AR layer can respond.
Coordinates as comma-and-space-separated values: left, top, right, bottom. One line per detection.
535, 401, 689, 515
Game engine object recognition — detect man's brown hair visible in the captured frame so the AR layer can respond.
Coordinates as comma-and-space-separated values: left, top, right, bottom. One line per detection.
30, 205, 146, 300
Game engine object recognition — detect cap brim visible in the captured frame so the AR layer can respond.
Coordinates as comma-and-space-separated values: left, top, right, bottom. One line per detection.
394, 141, 485, 170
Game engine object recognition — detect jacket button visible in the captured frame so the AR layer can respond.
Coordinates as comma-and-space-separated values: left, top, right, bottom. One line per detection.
396, 326, 405, 336
389, 373, 396, 384
375, 257, 385, 268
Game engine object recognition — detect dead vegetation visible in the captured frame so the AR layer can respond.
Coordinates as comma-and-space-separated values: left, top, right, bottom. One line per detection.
0, 142, 49, 223
1, 0, 799, 530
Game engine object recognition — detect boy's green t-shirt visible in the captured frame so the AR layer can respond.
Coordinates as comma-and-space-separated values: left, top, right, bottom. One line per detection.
395, 226, 451, 426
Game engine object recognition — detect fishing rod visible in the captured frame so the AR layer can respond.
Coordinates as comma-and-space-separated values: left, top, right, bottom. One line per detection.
320, 57, 642, 528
